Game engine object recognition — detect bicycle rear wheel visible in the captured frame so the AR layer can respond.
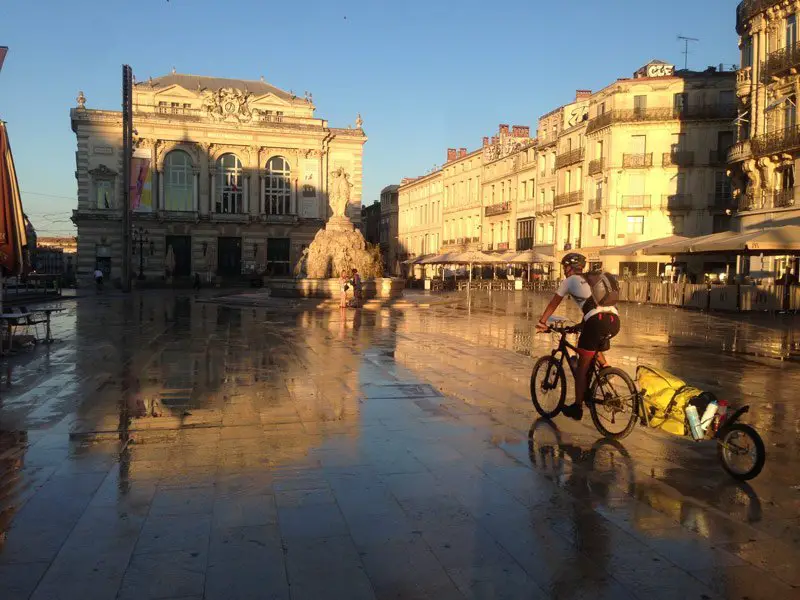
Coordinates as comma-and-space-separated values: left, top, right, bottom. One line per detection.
530, 356, 567, 419
588, 367, 639, 439
717, 423, 765, 481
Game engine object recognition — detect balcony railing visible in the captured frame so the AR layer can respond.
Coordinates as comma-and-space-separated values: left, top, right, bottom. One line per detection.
737, 0, 782, 33
727, 140, 752, 163
752, 124, 800, 156
586, 105, 737, 134
588, 197, 603, 213
708, 193, 734, 209
761, 41, 800, 82
622, 153, 653, 168
661, 194, 692, 210
554, 190, 583, 208
736, 66, 752, 89
772, 188, 796, 208
535, 202, 554, 215
738, 192, 759, 211
485, 201, 511, 217
588, 159, 604, 175
620, 195, 651, 209
554, 147, 585, 170
662, 151, 695, 167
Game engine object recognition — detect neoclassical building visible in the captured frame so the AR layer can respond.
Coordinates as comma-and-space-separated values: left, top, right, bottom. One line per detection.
71, 72, 366, 282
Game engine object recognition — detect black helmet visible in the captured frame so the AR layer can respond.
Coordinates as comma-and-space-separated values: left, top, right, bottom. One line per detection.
561, 252, 586, 270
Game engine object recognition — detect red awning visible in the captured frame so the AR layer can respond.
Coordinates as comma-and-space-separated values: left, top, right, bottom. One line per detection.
0, 120, 28, 275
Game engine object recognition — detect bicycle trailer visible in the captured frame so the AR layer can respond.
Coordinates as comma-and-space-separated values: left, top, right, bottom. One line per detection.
635, 365, 716, 436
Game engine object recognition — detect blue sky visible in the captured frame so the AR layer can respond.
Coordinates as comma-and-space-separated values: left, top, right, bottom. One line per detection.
1, 0, 738, 236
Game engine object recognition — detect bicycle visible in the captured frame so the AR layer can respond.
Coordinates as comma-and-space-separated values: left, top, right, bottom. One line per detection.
530, 317, 639, 439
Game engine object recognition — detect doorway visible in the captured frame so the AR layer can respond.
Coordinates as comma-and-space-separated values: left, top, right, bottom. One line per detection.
165, 235, 191, 277
217, 237, 242, 276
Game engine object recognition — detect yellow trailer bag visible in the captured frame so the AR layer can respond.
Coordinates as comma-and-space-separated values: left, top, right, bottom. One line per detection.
635, 365, 703, 436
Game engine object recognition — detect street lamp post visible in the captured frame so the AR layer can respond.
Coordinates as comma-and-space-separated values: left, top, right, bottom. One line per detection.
132, 226, 149, 280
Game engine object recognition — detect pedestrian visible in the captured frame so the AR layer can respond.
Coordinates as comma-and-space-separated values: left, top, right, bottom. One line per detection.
193, 273, 201, 290
351, 268, 362, 307
339, 270, 350, 309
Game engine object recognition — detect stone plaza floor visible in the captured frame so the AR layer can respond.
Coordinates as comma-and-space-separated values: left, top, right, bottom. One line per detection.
1, 289, 799, 599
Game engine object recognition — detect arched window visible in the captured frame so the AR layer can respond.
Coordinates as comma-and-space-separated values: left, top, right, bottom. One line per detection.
216, 153, 243, 214
265, 156, 291, 215
164, 150, 193, 211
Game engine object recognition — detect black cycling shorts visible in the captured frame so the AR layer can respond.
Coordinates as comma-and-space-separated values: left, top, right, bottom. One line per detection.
578, 312, 620, 352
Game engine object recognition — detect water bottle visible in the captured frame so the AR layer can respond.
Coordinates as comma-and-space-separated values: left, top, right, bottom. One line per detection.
568, 356, 578, 372
699, 401, 718, 434
686, 405, 703, 440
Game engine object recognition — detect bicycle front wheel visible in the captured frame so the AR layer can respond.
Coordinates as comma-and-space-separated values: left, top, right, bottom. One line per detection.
588, 367, 639, 439
530, 356, 567, 418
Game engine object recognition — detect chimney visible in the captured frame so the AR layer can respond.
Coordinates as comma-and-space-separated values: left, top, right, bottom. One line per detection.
483, 136, 490, 147
499, 124, 509, 135
575, 89, 592, 101
458, 147, 467, 158
491, 136, 499, 145
511, 125, 530, 138
446, 148, 457, 162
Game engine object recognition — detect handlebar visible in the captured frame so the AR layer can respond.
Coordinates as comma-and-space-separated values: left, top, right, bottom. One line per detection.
539, 320, 583, 335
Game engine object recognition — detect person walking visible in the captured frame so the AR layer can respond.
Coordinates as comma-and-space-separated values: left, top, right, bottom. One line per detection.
351, 268, 362, 308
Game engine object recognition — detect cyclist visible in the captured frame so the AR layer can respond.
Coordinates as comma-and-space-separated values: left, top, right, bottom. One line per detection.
94, 267, 104, 292
535, 253, 620, 420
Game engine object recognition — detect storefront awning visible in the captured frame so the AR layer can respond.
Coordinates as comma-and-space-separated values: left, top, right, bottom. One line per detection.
599, 235, 689, 257
644, 226, 800, 255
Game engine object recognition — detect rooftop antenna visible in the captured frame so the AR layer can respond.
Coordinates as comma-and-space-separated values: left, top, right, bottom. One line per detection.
677, 35, 699, 70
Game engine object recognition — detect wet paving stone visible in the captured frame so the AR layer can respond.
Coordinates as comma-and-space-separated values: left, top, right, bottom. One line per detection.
0, 292, 799, 598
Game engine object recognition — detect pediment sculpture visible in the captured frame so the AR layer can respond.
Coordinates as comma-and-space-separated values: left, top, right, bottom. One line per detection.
201, 87, 255, 123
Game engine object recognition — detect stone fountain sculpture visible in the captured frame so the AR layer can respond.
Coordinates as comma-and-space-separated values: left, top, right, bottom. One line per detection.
304, 167, 382, 279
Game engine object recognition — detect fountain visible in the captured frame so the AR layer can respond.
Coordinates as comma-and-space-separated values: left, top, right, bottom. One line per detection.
269, 167, 402, 301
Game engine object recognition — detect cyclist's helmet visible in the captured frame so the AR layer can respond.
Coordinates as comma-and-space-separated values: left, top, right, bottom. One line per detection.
561, 252, 586, 270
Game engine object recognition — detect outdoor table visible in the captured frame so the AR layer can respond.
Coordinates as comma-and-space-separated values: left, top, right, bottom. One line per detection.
38, 308, 65, 343
0, 312, 32, 355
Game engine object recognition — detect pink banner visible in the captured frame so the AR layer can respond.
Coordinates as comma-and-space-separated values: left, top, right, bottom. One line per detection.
130, 157, 150, 210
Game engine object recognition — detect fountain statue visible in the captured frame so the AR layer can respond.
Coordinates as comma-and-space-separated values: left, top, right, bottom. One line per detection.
303, 167, 383, 279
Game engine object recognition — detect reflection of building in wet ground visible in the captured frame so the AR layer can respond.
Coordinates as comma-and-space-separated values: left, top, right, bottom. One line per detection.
1, 292, 799, 599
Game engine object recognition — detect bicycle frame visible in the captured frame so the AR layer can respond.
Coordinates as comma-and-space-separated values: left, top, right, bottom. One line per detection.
543, 328, 602, 400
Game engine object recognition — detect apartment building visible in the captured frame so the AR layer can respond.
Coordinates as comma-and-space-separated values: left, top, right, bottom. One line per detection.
392, 60, 737, 280
728, 0, 800, 277
397, 170, 442, 274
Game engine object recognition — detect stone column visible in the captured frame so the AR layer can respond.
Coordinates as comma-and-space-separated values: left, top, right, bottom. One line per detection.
193, 168, 200, 212
291, 178, 298, 215
158, 170, 165, 210
243, 172, 250, 214
260, 174, 266, 215
209, 169, 217, 215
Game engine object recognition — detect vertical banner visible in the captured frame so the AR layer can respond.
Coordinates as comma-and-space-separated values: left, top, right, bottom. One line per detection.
130, 155, 153, 212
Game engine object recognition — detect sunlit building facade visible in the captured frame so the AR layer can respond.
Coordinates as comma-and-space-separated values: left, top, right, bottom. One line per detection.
71, 72, 365, 283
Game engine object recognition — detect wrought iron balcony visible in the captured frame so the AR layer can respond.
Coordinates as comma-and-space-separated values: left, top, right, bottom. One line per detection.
752, 124, 800, 156
588, 197, 603, 213
586, 105, 737, 134
554, 190, 583, 208
708, 193, 734, 209
727, 140, 752, 164
662, 151, 695, 167
535, 202, 554, 215
738, 192, 759, 211
661, 194, 692, 210
588, 159, 604, 175
772, 188, 796, 208
761, 41, 800, 82
554, 147, 585, 170
622, 153, 653, 168
484, 201, 511, 217
620, 195, 651, 209
737, 0, 783, 33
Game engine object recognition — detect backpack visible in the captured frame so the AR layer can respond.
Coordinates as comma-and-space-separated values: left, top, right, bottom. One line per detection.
580, 270, 619, 308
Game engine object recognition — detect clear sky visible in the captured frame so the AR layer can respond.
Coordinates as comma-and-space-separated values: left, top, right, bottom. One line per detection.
1, 0, 738, 236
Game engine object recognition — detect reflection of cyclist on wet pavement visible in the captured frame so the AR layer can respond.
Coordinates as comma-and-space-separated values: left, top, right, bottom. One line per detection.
536, 253, 620, 421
